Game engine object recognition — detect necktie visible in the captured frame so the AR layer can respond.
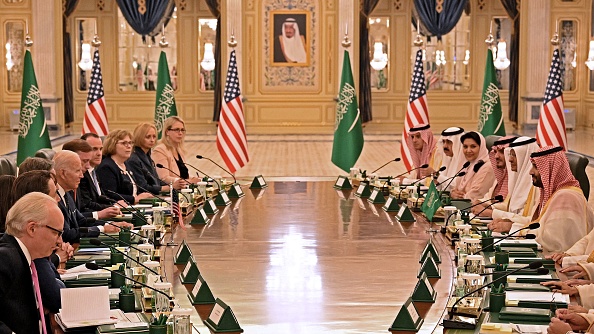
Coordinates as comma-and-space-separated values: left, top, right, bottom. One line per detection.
91, 169, 102, 195
31, 262, 48, 334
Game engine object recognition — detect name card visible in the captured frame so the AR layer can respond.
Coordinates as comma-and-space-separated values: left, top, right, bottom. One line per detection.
425, 276, 434, 295
335, 177, 345, 187
221, 192, 229, 202
357, 184, 365, 194
258, 176, 265, 186
210, 200, 217, 211
192, 279, 203, 297
370, 189, 378, 201
397, 204, 407, 217
385, 196, 393, 208
234, 184, 243, 194
209, 303, 225, 325
407, 302, 420, 323
201, 208, 207, 219
183, 261, 192, 277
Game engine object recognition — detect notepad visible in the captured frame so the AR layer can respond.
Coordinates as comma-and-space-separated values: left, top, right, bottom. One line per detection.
58, 286, 116, 328
506, 291, 569, 304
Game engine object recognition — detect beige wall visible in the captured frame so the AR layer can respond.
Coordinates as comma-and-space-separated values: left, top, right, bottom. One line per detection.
2, 0, 594, 134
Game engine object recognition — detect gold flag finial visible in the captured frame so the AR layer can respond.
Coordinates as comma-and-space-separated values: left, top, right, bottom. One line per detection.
341, 24, 351, 48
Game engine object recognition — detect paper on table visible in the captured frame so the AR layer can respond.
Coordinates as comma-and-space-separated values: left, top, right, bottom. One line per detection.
511, 323, 548, 334
65, 264, 92, 274
60, 286, 111, 324
507, 275, 552, 280
506, 291, 569, 303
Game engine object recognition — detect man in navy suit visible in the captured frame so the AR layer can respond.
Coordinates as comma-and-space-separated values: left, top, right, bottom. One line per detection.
0, 192, 64, 333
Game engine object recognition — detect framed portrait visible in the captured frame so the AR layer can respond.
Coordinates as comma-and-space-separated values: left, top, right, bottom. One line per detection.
270, 10, 311, 67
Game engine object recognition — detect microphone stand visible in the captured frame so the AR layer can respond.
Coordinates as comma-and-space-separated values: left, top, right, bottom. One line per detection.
196, 155, 246, 198
370, 158, 401, 174
185, 162, 231, 207
196, 155, 238, 184
441, 195, 499, 234
104, 189, 148, 225
89, 239, 161, 279
473, 223, 540, 254
85, 263, 171, 300
443, 261, 543, 329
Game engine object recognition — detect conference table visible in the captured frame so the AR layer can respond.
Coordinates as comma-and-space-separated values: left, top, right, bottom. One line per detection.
163, 179, 456, 333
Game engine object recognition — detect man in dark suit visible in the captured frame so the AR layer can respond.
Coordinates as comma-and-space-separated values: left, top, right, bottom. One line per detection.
0, 192, 64, 333
53, 151, 127, 244
62, 139, 120, 219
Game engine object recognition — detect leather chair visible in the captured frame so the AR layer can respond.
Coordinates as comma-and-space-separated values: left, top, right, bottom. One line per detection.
0, 156, 17, 176
34, 148, 56, 160
485, 135, 502, 152
566, 151, 590, 200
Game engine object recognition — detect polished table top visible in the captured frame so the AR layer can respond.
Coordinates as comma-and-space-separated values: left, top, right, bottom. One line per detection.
165, 180, 455, 333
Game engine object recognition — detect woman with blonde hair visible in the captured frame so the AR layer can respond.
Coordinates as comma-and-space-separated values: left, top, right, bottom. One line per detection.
153, 116, 200, 186
96, 129, 153, 204
128, 123, 185, 193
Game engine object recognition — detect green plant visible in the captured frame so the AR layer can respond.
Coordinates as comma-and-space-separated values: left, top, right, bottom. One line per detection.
481, 230, 492, 238
110, 247, 118, 254
491, 283, 505, 294
120, 285, 132, 294
495, 263, 508, 271
495, 245, 502, 252
151, 313, 168, 326
118, 263, 125, 271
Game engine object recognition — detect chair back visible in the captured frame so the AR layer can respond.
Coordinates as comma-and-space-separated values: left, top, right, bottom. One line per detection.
0, 156, 17, 176
485, 135, 502, 152
566, 151, 590, 200
34, 148, 56, 160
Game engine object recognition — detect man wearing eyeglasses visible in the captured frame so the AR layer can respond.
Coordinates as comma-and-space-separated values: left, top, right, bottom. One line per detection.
0, 192, 64, 333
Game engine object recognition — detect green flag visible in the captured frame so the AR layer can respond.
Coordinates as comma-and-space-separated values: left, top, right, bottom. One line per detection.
421, 181, 441, 221
17, 50, 51, 165
478, 49, 506, 136
154, 51, 177, 139
332, 51, 364, 172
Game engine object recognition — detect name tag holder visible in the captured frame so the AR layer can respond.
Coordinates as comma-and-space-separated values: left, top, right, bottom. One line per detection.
180, 257, 200, 284
227, 183, 245, 198
215, 190, 232, 206
174, 240, 193, 265
203, 298, 244, 333
395, 204, 415, 222
249, 175, 268, 189
354, 183, 371, 198
367, 187, 386, 204
190, 205, 211, 225
333, 176, 352, 190
382, 195, 400, 212
189, 274, 216, 305
389, 297, 423, 332
204, 198, 220, 215
412, 272, 436, 303
419, 240, 441, 264
418, 256, 441, 279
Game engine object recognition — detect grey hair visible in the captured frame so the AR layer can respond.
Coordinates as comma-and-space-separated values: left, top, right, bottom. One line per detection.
53, 150, 80, 172
5, 192, 58, 237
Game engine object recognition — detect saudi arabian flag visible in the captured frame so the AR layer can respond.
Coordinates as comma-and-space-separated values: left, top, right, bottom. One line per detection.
154, 51, 177, 139
17, 50, 51, 165
478, 49, 506, 136
421, 181, 441, 221
332, 51, 364, 172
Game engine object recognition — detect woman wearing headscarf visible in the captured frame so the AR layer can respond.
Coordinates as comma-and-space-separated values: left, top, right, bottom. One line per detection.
450, 131, 495, 202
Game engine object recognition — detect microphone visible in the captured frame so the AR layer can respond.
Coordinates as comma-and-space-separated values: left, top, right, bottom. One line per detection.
88, 239, 161, 278
85, 230, 150, 255
437, 171, 467, 187
468, 195, 505, 219
155, 164, 190, 183
134, 184, 172, 205
478, 267, 548, 276
370, 157, 401, 174
392, 164, 430, 180
443, 261, 544, 329
104, 189, 148, 224
473, 160, 486, 173
438, 161, 471, 191
196, 155, 238, 184
462, 195, 504, 212
103, 221, 153, 245
183, 162, 221, 190
410, 166, 446, 186
85, 262, 170, 300
472, 223, 540, 254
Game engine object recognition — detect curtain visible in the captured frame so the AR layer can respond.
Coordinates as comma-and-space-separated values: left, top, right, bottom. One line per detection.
500, 0, 520, 123
359, 0, 381, 124
63, 0, 79, 125
413, 0, 468, 40
204, 0, 222, 122
115, 0, 175, 41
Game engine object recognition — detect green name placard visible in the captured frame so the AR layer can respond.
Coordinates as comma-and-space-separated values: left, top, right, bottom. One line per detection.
354, 183, 371, 198
389, 297, 423, 332
382, 195, 400, 212
204, 198, 220, 215
215, 190, 232, 206
227, 183, 245, 198
203, 298, 244, 333
174, 240, 192, 265
411, 272, 436, 303
367, 187, 386, 204
249, 175, 268, 189
180, 258, 200, 284
190, 206, 211, 225
188, 275, 216, 305
334, 176, 352, 189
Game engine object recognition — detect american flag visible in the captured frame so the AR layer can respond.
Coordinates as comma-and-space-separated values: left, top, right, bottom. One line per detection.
401, 49, 431, 170
536, 49, 567, 150
82, 50, 109, 136
216, 50, 249, 174
170, 188, 182, 224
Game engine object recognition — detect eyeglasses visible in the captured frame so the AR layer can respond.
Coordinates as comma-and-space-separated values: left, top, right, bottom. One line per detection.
117, 141, 133, 146
168, 128, 186, 133
43, 224, 63, 238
